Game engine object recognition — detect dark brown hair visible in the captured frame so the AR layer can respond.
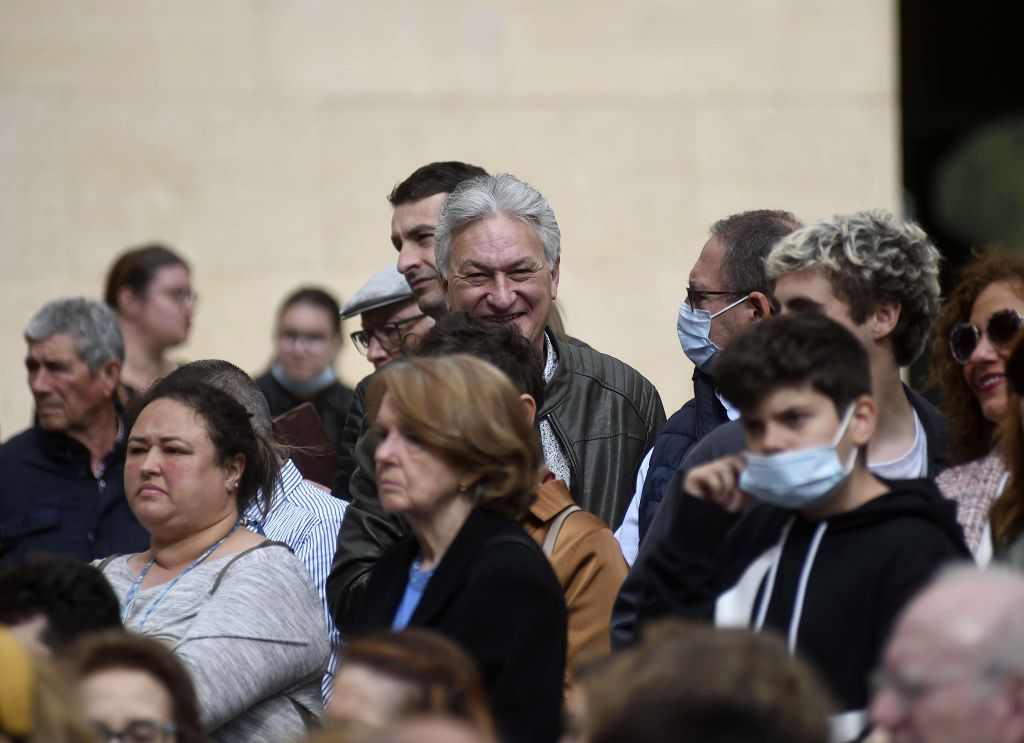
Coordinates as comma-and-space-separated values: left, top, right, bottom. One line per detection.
584, 620, 833, 743
340, 628, 493, 733
104, 244, 189, 310
992, 332, 1024, 545
129, 377, 279, 517
387, 162, 488, 206
278, 286, 342, 336
930, 252, 1024, 464
67, 630, 206, 743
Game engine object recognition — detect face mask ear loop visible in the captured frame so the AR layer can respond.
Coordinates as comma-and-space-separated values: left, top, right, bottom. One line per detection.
709, 294, 749, 320
832, 403, 859, 472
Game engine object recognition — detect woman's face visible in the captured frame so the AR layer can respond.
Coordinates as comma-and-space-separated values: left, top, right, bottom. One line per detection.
137, 264, 194, 350
962, 281, 1024, 423
79, 668, 176, 743
125, 398, 243, 535
374, 394, 465, 518
275, 302, 342, 383
327, 663, 414, 731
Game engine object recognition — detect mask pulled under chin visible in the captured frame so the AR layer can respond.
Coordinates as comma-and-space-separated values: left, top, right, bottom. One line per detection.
270, 362, 337, 399
738, 405, 858, 510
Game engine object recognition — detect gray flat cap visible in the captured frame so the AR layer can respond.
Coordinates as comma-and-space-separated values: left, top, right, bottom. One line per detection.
339, 264, 415, 319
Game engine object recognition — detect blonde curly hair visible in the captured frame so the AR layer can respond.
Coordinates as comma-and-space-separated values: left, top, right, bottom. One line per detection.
766, 210, 941, 367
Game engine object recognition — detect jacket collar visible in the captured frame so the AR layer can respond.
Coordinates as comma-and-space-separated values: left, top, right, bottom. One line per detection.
35, 406, 125, 466
409, 508, 524, 626
538, 333, 572, 418
904, 383, 948, 477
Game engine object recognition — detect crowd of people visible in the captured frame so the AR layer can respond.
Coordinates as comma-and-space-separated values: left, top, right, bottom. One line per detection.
3, 160, 1024, 743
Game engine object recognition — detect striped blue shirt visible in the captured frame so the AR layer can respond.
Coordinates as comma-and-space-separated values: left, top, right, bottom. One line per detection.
245, 458, 346, 702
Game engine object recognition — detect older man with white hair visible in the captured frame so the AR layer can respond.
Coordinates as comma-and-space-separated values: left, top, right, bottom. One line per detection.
436, 173, 665, 530
869, 565, 1024, 743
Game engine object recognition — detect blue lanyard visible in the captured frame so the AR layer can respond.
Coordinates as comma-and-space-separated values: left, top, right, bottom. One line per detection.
121, 522, 240, 627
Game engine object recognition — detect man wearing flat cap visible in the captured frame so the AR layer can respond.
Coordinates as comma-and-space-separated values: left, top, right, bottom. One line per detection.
332, 265, 434, 496
340, 264, 433, 370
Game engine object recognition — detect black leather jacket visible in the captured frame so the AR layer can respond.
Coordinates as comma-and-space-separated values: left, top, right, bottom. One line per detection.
539, 337, 666, 529
326, 336, 665, 633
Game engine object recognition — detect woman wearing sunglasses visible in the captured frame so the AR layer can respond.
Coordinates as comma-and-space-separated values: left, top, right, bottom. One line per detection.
932, 252, 1024, 558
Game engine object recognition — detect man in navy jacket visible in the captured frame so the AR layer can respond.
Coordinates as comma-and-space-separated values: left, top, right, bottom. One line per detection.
0, 298, 148, 563
616, 210, 801, 561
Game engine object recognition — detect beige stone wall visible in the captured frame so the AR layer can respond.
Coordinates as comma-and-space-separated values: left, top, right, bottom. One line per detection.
0, 0, 898, 438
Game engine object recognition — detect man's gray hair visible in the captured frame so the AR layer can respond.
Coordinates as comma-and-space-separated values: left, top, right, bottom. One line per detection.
24, 297, 124, 374
166, 360, 274, 440
434, 173, 561, 279
765, 210, 941, 367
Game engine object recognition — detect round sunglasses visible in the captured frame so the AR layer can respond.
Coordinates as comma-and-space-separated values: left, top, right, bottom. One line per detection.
948, 308, 1024, 365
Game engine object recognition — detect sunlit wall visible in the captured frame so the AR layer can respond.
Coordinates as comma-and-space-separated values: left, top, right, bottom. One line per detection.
0, 0, 899, 436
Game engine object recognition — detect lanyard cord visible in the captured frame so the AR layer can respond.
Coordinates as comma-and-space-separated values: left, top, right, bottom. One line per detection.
121, 522, 241, 627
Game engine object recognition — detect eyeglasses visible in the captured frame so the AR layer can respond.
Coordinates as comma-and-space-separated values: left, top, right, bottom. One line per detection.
869, 664, 1002, 707
279, 329, 332, 349
350, 314, 427, 355
948, 308, 1024, 365
685, 286, 748, 311
91, 720, 177, 743
156, 288, 198, 306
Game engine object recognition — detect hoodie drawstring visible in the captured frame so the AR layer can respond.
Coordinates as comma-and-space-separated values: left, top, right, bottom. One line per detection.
753, 518, 829, 655
788, 521, 828, 653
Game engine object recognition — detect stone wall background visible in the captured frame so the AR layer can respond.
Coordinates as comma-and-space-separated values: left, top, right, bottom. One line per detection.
0, 0, 899, 436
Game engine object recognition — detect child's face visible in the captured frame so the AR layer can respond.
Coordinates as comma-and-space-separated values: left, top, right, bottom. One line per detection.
740, 383, 852, 456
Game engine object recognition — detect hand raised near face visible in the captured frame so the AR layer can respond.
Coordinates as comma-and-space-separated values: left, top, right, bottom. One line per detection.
682, 454, 752, 513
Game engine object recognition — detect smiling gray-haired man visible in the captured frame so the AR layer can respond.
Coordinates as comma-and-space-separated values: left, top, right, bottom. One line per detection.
436, 173, 666, 530
326, 173, 665, 630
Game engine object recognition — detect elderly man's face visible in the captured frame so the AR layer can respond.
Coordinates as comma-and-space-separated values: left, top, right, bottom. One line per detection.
26, 333, 118, 435
869, 595, 1024, 743
442, 213, 559, 354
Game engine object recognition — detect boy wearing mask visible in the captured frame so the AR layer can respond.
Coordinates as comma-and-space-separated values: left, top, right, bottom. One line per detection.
635, 313, 969, 738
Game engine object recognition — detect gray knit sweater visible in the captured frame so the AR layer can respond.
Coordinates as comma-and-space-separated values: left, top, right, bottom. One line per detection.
100, 542, 328, 743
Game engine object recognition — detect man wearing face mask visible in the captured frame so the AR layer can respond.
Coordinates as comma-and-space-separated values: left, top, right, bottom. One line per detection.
615, 210, 799, 564
635, 313, 970, 740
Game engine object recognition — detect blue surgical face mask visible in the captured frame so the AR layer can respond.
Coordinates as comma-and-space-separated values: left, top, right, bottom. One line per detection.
739, 405, 858, 510
676, 296, 748, 373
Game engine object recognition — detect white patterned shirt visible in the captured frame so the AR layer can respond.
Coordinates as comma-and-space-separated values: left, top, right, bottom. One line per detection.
245, 458, 346, 702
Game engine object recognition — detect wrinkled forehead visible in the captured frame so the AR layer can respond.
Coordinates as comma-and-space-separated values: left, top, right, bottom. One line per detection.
689, 235, 727, 288
26, 332, 86, 364
451, 215, 546, 267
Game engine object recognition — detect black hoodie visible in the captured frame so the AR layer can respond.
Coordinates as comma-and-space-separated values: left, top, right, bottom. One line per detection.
637, 477, 971, 712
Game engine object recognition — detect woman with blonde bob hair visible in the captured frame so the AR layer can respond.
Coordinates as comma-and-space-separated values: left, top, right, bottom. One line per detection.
353, 355, 567, 743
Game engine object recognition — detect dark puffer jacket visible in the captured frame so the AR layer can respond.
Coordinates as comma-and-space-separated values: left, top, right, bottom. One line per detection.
637, 368, 727, 542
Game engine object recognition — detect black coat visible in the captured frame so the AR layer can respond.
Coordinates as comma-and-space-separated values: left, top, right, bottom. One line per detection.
354, 508, 567, 743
